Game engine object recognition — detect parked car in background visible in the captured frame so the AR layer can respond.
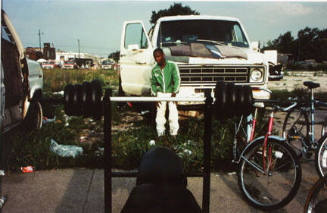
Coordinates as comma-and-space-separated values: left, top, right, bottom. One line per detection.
62, 60, 76, 69
41, 60, 56, 69
101, 60, 113, 69
1, 10, 43, 134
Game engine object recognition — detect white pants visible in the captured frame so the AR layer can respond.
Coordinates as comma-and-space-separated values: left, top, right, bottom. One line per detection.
156, 92, 179, 136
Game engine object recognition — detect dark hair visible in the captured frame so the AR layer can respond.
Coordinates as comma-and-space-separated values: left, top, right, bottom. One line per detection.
153, 47, 164, 57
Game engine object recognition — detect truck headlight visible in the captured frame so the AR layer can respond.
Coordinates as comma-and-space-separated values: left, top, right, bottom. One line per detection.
250, 68, 264, 82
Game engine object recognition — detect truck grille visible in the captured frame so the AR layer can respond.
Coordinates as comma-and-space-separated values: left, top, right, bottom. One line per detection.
178, 65, 249, 85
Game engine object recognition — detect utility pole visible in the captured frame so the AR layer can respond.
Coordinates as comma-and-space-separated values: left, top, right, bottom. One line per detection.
77, 39, 80, 59
38, 29, 44, 52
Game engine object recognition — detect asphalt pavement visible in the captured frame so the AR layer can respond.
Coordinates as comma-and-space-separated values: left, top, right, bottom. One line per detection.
0, 159, 319, 213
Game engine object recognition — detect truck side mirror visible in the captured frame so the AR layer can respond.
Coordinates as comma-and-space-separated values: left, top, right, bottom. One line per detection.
250, 41, 259, 52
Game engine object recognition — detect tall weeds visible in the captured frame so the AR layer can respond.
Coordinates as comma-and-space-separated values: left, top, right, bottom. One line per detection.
43, 68, 118, 93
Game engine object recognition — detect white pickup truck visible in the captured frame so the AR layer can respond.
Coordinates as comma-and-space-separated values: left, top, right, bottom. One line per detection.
1, 10, 43, 134
119, 15, 273, 102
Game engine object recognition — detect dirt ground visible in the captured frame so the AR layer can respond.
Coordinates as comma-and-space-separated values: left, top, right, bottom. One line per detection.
268, 71, 327, 92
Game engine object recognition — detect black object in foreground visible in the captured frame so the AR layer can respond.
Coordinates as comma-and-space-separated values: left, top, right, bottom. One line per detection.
121, 147, 201, 213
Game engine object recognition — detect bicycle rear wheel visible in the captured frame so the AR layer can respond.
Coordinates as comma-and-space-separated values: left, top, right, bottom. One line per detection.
315, 134, 327, 177
238, 138, 302, 210
282, 107, 310, 156
304, 176, 327, 213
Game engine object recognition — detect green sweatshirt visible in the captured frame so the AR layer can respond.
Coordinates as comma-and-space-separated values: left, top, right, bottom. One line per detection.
151, 60, 180, 96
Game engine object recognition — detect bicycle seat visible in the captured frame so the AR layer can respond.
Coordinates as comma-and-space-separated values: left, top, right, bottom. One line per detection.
303, 81, 320, 89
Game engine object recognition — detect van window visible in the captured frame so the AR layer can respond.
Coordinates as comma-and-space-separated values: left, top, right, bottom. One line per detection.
124, 23, 148, 49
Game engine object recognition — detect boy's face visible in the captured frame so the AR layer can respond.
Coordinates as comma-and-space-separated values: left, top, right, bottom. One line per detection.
154, 51, 165, 66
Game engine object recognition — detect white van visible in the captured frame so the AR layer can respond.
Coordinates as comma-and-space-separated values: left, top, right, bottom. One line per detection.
0, 10, 43, 134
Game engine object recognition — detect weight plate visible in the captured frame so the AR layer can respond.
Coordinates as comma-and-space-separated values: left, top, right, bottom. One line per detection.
235, 85, 245, 116
243, 86, 253, 116
64, 84, 74, 116
214, 81, 228, 120
72, 84, 83, 116
90, 80, 103, 119
82, 81, 93, 117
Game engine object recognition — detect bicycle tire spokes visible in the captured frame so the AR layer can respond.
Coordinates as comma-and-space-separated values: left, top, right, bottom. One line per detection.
238, 140, 301, 210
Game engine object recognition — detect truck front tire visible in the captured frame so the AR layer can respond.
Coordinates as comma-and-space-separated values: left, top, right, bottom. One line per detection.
24, 101, 43, 130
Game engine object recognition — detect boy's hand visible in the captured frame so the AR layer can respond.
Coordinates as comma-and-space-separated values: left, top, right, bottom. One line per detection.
171, 92, 176, 97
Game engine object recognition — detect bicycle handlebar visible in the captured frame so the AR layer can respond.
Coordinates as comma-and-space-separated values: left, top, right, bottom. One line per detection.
252, 99, 297, 112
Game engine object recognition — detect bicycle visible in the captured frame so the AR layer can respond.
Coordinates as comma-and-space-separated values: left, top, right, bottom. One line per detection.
315, 134, 327, 178
304, 176, 327, 213
282, 81, 327, 177
233, 100, 302, 210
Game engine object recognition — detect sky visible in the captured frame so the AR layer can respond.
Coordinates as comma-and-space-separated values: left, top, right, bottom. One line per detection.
2, 0, 327, 57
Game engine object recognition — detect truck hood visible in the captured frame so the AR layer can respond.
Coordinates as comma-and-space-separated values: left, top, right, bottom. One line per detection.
164, 44, 265, 65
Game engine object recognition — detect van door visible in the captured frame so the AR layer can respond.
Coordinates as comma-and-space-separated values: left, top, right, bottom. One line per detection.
0, 64, 4, 131
120, 21, 154, 95
1, 11, 26, 133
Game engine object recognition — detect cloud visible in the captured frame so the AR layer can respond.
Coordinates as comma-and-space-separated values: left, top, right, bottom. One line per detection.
274, 2, 313, 16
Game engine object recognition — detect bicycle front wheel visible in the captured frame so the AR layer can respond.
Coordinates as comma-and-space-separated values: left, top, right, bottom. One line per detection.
315, 135, 327, 177
282, 107, 310, 155
238, 138, 302, 210
304, 176, 327, 213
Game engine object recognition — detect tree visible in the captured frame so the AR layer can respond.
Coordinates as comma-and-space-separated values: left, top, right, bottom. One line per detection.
262, 31, 295, 54
108, 50, 120, 62
150, 3, 200, 25
297, 27, 320, 60
262, 27, 327, 62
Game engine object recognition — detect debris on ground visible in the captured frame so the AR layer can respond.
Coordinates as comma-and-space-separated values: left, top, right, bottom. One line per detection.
0, 195, 7, 208
63, 114, 71, 127
183, 149, 192, 155
140, 110, 150, 115
42, 116, 56, 125
50, 139, 83, 158
149, 140, 156, 146
80, 136, 88, 143
95, 147, 104, 156
53, 91, 64, 96
21, 166, 34, 173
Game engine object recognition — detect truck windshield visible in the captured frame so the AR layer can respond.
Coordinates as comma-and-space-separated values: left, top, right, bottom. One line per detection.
158, 20, 249, 48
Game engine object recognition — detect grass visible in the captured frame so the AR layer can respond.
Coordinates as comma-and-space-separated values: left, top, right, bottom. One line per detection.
42, 68, 118, 94
5, 68, 327, 173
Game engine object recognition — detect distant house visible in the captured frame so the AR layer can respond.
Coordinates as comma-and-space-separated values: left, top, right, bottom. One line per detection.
25, 42, 56, 60
25, 47, 43, 60
43, 43, 56, 60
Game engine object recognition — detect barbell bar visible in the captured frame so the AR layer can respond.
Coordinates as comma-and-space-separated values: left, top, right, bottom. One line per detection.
62, 80, 257, 120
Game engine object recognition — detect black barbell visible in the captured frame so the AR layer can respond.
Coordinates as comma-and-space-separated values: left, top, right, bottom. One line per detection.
62, 80, 254, 120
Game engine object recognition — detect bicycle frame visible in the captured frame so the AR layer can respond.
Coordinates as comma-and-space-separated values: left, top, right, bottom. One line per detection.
233, 110, 257, 163
283, 88, 327, 148
263, 110, 274, 173
306, 89, 327, 147
310, 88, 316, 145
234, 104, 286, 173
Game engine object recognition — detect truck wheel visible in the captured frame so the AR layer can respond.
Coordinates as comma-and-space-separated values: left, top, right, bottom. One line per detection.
24, 101, 43, 130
